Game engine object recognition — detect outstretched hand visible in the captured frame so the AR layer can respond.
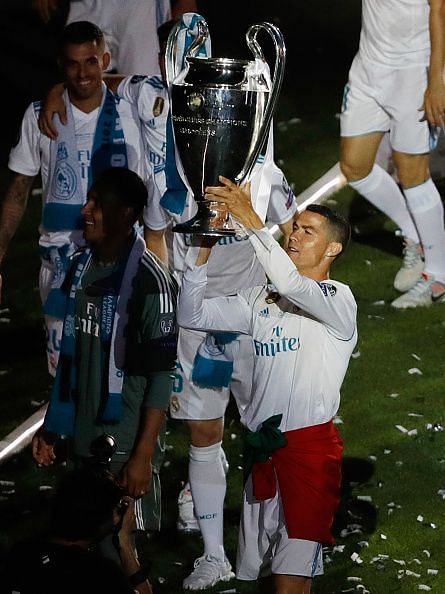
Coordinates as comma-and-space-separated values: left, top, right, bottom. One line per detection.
204, 176, 263, 230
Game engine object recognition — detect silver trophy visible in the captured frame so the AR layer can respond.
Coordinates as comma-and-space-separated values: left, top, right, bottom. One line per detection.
165, 17, 286, 236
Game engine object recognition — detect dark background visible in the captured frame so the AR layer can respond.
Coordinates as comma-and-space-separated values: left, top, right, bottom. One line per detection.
0, 0, 362, 166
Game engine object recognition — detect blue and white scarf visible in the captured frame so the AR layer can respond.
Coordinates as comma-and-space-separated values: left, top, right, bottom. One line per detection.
42, 85, 128, 319
44, 232, 145, 436
160, 13, 211, 215
192, 332, 240, 388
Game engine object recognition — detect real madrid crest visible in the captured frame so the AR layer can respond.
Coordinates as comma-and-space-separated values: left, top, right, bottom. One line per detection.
153, 96, 165, 117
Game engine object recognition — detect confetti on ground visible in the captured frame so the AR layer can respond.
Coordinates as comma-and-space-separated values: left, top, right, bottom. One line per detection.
384, 449, 392, 454
427, 569, 438, 576
350, 552, 363, 564
163, 461, 171, 468
287, 117, 301, 125
333, 415, 344, 424
368, 455, 377, 461
346, 576, 362, 583
351, 351, 361, 359
408, 412, 424, 417
0, 480, 15, 487
38, 485, 53, 491
365, 260, 372, 265
158, 577, 165, 584
357, 495, 373, 502
396, 425, 408, 433
358, 541, 369, 548
408, 367, 423, 375
417, 515, 424, 522
405, 570, 421, 577
418, 586, 432, 592
380, 533, 388, 540
423, 550, 431, 558
0, 370, 9, 376
389, 393, 399, 398
30, 400, 45, 407
372, 300, 385, 305
230, 433, 237, 440
393, 559, 406, 566
408, 429, 418, 437
412, 353, 422, 361
219, 589, 237, 594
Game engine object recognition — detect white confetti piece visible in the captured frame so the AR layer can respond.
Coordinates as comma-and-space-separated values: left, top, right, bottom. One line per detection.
418, 586, 432, 592
437, 488, 445, 499
39, 485, 53, 491
384, 449, 392, 454
0, 369, 9, 376
396, 460, 404, 466
365, 259, 372, 265
389, 393, 399, 398
393, 559, 406, 566
408, 412, 423, 417
408, 367, 423, 375
368, 314, 384, 320
372, 300, 385, 305
287, 117, 301, 125
0, 318, 11, 324
417, 515, 424, 522
430, 523, 437, 529
158, 577, 165, 584
351, 351, 361, 359
423, 550, 431, 558
351, 552, 363, 564
411, 353, 421, 361
406, 570, 421, 577
30, 399, 45, 407
427, 569, 438, 575
163, 461, 171, 468
357, 495, 373, 502
0, 480, 15, 487
1, 489, 15, 495
333, 415, 344, 424
380, 533, 388, 540
219, 590, 237, 594
358, 541, 369, 548
396, 425, 408, 433
237, 465, 243, 470
230, 433, 237, 440
408, 429, 418, 437
346, 577, 362, 583
368, 455, 377, 461
333, 545, 346, 553
410, 559, 422, 565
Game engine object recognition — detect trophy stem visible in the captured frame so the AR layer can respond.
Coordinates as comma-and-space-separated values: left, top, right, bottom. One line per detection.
172, 200, 237, 237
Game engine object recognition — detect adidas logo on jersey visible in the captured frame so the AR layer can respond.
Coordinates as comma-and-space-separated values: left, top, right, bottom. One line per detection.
258, 306, 270, 318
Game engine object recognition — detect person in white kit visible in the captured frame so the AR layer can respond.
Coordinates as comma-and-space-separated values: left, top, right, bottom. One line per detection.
0, 21, 149, 376
177, 177, 357, 594
340, 0, 445, 308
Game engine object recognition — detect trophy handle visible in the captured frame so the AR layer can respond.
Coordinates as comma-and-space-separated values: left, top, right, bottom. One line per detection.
235, 22, 286, 183
165, 18, 210, 87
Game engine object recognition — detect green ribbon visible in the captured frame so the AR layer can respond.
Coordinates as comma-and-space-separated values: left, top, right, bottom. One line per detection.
243, 414, 287, 484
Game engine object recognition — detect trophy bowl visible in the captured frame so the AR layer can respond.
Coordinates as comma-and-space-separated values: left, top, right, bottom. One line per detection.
166, 18, 286, 236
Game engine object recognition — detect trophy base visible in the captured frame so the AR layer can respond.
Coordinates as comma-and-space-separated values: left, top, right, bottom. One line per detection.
172, 202, 237, 237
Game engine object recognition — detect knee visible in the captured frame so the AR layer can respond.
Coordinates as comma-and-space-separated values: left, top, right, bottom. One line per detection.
188, 419, 224, 447
339, 158, 373, 183
394, 154, 429, 188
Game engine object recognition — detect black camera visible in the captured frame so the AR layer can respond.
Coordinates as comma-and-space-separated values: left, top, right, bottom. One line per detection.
86, 434, 117, 470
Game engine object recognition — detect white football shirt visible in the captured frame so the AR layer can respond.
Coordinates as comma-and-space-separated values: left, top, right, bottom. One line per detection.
178, 228, 357, 432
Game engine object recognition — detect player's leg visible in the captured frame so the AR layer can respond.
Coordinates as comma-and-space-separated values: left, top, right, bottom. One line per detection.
340, 58, 423, 291
387, 65, 445, 307
391, 151, 445, 307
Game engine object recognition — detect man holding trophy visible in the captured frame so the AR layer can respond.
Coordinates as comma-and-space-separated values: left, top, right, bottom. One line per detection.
177, 178, 356, 593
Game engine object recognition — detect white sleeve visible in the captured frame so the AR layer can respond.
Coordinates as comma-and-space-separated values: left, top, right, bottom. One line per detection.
143, 174, 171, 230
266, 168, 298, 225
8, 103, 41, 176
177, 256, 252, 335
248, 227, 357, 339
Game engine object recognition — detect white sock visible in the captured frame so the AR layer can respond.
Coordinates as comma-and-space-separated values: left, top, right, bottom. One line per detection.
349, 165, 420, 243
189, 442, 226, 560
403, 178, 445, 282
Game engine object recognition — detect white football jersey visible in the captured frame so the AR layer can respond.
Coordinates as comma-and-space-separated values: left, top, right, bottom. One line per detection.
9, 89, 146, 250
179, 228, 357, 432
360, 0, 430, 68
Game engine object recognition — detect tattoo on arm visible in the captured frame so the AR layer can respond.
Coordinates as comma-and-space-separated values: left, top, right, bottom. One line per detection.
0, 174, 34, 263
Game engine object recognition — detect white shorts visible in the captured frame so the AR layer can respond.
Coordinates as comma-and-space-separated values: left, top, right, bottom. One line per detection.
236, 476, 324, 580
340, 55, 438, 154
39, 263, 62, 378
169, 327, 254, 421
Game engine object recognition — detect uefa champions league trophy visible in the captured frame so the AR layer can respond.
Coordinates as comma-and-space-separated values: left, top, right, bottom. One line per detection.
165, 17, 286, 236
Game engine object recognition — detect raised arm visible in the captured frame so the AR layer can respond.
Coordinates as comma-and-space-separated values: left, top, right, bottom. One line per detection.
205, 177, 356, 339
424, 0, 445, 126
0, 173, 35, 302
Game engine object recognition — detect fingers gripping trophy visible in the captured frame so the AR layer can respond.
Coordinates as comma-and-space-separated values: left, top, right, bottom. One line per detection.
165, 14, 286, 236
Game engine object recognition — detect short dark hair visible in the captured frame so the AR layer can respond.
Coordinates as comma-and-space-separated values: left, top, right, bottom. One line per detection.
306, 203, 351, 257
50, 468, 123, 541
59, 21, 105, 55
91, 167, 148, 224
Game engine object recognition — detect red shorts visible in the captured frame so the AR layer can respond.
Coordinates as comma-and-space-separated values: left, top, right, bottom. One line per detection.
251, 420, 343, 544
